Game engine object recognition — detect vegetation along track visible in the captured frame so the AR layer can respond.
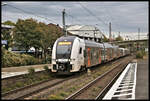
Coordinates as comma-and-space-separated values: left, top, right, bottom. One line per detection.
2, 75, 77, 100
2, 55, 133, 100
66, 56, 133, 100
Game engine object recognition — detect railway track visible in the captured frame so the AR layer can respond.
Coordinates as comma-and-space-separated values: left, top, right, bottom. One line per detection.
2, 76, 75, 100
2, 56, 133, 100
66, 56, 133, 100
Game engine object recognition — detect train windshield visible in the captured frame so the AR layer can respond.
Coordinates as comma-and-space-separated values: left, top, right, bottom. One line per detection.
56, 41, 72, 59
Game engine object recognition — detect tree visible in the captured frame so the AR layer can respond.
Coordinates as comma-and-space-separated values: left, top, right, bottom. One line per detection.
13, 18, 41, 53
1, 28, 13, 49
102, 35, 109, 42
12, 18, 64, 62
35, 22, 58, 62
2, 20, 15, 26
2, 20, 15, 49
47, 23, 63, 48
115, 35, 123, 41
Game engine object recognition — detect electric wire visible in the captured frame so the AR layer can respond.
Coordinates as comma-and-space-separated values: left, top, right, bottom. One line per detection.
78, 2, 108, 27
5, 3, 58, 24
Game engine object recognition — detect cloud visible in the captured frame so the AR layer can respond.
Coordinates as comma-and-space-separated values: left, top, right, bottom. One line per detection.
2, 1, 148, 37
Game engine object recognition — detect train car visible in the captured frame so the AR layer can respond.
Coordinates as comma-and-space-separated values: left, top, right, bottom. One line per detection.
84, 40, 104, 68
103, 43, 114, 62
112, 45, 120, 59
124, 48, 130, 56
51, 35, 130, 75
119, 48, 130, 57
119, 48, 125, 57
51, 36, 104, 74
51, 36, 82, 74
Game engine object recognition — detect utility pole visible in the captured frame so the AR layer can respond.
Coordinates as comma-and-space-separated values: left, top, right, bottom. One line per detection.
109, 22, 111, 42
138, 28, 140, 40
93, 26, 96, 41
62, 9, 67, 36
137, 28, 140, 51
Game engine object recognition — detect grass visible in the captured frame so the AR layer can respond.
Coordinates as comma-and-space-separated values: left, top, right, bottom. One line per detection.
69, 86, 77, 93
92, 87, 98, 92
2, 72, 52, 93
59, 91, 68, 97
48, 94, 63, 100
20, 57, 128, 99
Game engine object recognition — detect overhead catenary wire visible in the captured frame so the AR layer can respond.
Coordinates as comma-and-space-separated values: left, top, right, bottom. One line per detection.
77, 2, 124, 36
78, 2, 108, 27
65, 13, 83, 25
42, 2, 86, 26
77, 2, 111, 38
5, 3, 58, 24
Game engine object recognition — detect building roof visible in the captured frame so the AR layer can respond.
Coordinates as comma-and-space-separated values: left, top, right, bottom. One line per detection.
66, 25, 103, 38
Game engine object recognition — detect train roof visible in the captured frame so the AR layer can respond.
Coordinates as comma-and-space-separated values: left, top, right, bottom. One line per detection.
112, 45, 119, 48
112, 45, 119, 49
57, 35, 104, 48
103, 43, 113, 48
57, 35, 77, 42
85, 40, 104, 48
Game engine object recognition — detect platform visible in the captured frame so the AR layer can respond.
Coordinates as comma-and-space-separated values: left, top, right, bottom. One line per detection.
1, 64, 52, 79
135, 59, 149, 99
103, 58, 148, 100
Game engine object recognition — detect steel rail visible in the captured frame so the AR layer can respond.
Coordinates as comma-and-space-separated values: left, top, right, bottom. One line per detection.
2, 56, 132, 100
95, 61, 129, 99
65, 58, 131, 100
2, 76, 72, 100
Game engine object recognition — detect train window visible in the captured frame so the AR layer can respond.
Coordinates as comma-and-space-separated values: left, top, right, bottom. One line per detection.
101, 49, 104, 56
84, 50, 86, 57
91, 52, 92, 59
97, 50, 99, 58
79, 47, 82, 54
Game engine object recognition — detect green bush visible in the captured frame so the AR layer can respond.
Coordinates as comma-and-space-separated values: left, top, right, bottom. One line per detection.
1, 48, 42, 67
46, 55, 51, 63
136, 51, 144, 59
44, 65, 49, 71
28, 67, 35, 75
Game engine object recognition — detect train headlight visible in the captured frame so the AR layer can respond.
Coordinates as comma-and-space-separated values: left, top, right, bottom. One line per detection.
70, 59, 75, 61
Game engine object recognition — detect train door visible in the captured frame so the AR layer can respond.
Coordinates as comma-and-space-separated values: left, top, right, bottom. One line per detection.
77, 46, 84, 68
87, 48, 91, 67
107, 48, 110, 61
111, 48, 113, 60
99, 48, 101, 64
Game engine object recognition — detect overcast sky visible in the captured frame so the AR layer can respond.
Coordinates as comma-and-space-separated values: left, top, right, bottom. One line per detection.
2, 1, 148, 40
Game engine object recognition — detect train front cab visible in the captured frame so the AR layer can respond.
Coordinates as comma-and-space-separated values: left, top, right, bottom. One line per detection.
51, 36, 85, 74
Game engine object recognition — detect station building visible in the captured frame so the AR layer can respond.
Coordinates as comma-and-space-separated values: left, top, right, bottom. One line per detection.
66, 25, 104, 42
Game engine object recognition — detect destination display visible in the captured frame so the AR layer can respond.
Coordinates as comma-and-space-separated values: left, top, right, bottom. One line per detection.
58, 42, 71, 45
